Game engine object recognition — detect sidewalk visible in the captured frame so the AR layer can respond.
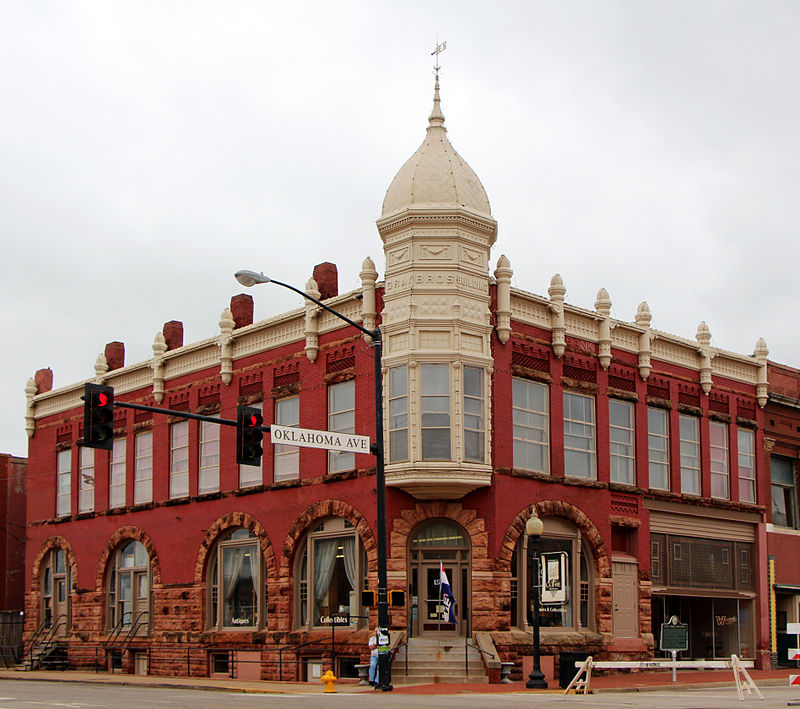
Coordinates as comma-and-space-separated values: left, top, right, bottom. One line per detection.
0, 667, 794, 695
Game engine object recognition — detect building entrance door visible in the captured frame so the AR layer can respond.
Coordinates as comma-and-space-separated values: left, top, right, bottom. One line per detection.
612, 560, 639, 638
408, 520, 471, 638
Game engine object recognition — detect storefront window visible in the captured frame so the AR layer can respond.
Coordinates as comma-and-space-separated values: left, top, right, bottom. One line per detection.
207, 528, 266, 630
296, 518, 364, 628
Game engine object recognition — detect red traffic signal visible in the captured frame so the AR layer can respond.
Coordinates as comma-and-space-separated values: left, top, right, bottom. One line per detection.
237, 406, 263, 466
83, 383, 114, 450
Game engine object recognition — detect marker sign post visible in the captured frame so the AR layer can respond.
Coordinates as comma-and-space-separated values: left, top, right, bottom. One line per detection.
660, 616, 689, 682
270, 424, 371, 454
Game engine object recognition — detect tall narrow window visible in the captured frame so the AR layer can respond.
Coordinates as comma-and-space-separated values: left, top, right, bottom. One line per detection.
239, 402, 263, 488
609, 400, 635, 485
107, 541, 150, 632
512, 378, 549, 473
274, 397, 299, 481
563, 392, 596, 478
78, 447, 95, 513
421, 364, 450, 460
41, 548, 70, 634
56, 450, 71, 517
679, 415, 700, 495
771, 457, 798, 528
388, 366, 408, 462
463, 366, 485, 462
737, 429, 756, 503
109, 438, 126, 508
199, 417, 220, 494
170, 421, 189, 499
647, 408, 670, 490
134, 431, 153, 505
207, 529, 266, 630
710, 421, 730, 499
328, 380, 355, 473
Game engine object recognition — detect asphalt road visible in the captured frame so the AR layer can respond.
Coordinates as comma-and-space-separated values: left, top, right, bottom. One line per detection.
0, 680, 799, 709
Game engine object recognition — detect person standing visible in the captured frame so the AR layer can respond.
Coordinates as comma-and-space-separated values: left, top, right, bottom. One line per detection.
368, 628, 379, 687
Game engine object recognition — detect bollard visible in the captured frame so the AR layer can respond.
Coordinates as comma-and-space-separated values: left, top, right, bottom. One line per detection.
321, 669, 337, 693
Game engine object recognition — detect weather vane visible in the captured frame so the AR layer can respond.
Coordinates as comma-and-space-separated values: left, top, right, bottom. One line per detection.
431, 39, 447, 80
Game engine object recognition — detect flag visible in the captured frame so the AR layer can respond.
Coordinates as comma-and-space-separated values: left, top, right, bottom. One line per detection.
439, 562, 457, 623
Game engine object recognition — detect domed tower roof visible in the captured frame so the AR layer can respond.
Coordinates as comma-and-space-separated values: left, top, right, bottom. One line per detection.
380, 78, 492, 219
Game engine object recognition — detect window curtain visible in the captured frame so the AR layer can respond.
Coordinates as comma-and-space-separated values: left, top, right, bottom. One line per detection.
342, 536, 356, 591
224, 547, 245, 601
313, 538, 339, 604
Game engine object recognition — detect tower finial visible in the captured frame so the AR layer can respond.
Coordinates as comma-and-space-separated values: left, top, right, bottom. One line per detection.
429, 39, 447, 128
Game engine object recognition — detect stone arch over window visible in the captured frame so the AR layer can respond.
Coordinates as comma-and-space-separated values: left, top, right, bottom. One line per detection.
95, 526, 161, 592
279, 500, 375, 633
193, 512, 277, 584
30, 537, 78, 634
500, 501, 611, 634
194, 512, 277, 632
498, 501, 609, 576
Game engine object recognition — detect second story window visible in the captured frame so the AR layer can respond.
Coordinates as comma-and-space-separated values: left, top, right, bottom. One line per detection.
563, 392, 596, 479
328, 379, 355, 473
421, 364, 450, 461
463, 366, 485, 463
134, 431, 153, 505
56, 449, 71, 517
512, 378, 549, 473
609, 400, 635, 485
274, 397, 299, 481
388, 366, 408, 463
78, 447, 95, 514
679, 415, 700, 495
170, 421, 189, 499
110, 438, 126, 508
199, 417, 220, 494
771, 457, 798, 528
737, 429, 756, 503
647, 408, 670, 490
710, 421, 730, 499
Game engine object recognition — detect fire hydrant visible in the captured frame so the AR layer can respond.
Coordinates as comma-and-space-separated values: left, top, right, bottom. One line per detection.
321, 669, 337, 693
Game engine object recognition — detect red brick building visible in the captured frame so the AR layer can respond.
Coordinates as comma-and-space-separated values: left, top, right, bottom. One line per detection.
0, 453, 26, 611
22, 78, 794, 682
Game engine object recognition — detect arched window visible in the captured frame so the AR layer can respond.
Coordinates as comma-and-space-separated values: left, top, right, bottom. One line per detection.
510, 517, 594, 631
207, 528, 267, 630
107, 541, 150, 633
41, 548, 71, 636
295, 518, 366, 628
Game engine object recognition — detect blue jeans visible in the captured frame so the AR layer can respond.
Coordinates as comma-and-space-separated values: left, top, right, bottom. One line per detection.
368, 653, 379, 683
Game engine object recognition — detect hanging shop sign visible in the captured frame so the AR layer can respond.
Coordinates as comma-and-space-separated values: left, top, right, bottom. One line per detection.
540, 551, 568, 605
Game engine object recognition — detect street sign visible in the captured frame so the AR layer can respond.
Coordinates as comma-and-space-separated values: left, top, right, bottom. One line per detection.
790, 675, 800, 686
789, 649, 800, 661
788, 623, 800, 635
318, 614, 350, 626
270, 424, 371, 454
660, 617, 688, 652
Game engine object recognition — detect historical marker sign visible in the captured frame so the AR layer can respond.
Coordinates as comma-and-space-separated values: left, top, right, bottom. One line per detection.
660, 617, 689, 652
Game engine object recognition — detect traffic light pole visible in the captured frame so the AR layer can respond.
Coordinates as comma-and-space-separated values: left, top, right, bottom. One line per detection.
234, 271, 393, 691
112, 401, 270, 432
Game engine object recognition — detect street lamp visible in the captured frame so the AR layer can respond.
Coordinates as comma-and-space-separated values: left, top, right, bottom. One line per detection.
525, 511, 547, 689
234, 269, 393, 691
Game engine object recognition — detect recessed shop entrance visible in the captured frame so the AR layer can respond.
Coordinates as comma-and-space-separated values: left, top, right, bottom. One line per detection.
408, 520, 470, 637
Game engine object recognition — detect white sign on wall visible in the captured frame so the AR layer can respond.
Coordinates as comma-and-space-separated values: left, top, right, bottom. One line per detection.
270, 424, 371, 454
540, 551, 568, 605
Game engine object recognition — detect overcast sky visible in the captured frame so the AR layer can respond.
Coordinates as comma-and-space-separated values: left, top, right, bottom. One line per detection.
2, 1, 798, 457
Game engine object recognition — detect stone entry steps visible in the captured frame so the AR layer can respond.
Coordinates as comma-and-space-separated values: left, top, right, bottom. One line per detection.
392, 636, 487, 684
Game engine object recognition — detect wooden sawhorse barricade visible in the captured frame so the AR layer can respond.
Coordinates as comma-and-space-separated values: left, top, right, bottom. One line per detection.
564, 654, 764, 701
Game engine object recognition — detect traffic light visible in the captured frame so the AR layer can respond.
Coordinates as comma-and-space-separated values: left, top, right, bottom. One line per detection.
361, 590, 377, 607
237, 406, 263, 466
389, 590, 406, 607
83, 383, 114, 450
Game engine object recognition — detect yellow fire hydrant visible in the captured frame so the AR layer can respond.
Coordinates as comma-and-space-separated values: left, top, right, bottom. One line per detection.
321, 669, 337, 693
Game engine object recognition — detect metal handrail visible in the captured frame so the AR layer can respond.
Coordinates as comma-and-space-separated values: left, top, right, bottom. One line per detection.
103, 612, 133, 649
26, 614, 67, 669
23, 618, 48, 658
118, 611, 149, 652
